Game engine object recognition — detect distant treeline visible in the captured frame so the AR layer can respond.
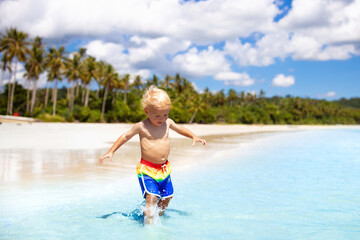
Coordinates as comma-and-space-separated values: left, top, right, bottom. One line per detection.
1, 27, 360, 124
335, 98, 360, 109
0, 81, 360, 124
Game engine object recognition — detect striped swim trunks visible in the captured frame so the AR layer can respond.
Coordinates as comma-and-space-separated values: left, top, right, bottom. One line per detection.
136, 159, 174, 199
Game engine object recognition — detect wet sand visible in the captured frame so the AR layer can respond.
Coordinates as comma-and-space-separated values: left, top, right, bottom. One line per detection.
0, 123, 357, 185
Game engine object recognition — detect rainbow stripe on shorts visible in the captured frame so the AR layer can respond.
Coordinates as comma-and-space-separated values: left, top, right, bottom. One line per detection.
136, 159, 174, 198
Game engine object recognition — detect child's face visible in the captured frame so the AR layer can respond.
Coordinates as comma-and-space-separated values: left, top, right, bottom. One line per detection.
145, 105, 170, 127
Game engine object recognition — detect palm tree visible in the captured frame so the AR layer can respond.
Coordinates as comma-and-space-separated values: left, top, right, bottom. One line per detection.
111, 75, 125, 106
24, 36, 45, 115
122, 73, 130, 103
161, 74, 173, 89
259, 89, 265, 98
0, 53, 12, 94
46, 46, 66, 116
94, 60, 104, 99
228, 89, 237, 107
95, 60, 106, 102
81, 56, 98, 107
0, 27, 30, 115
133, 75, 143, 90
101, 64, 119, 118
64, 48, 86, 111
181, 77, 195, 92
240, 91, 246, 106
214, 90, 226, 106
172, 73, 183, 94
188, 94, 207, 124
146, 74, 159, 87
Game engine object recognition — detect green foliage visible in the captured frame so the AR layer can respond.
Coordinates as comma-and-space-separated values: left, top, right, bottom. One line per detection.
72, 105, 101, 122
336, 98, 360, 109
1, 81, 360, 125
37, 113, 65, 122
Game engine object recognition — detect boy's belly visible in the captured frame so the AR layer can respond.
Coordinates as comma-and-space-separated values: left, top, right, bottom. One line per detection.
140, 138, 170, 164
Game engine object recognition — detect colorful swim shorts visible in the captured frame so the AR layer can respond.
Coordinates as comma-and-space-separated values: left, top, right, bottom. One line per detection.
136, 159, 174, 199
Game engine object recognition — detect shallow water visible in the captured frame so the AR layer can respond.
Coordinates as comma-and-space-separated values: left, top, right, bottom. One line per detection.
1, 128, 360, 239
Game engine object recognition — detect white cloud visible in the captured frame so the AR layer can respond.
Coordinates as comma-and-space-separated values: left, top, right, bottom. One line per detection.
272, 74, 295, 87
84, 40, 131, 75
225, 30, 358, 67
0, 0, 359, 93
319, 91, 337, 98
214, 71, 255, 86
278, 0, 360, 46
172, 46, 230, 77
326, 91, 336, 97
0, 0, 278, 44
84, 37, 191, 76
128, 36, 190, 66
290, 34, 357, 60
191, 82, 203, 94
132, 69, 151, 81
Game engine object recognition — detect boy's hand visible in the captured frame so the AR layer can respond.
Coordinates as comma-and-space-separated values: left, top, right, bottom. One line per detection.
99, 152, 113, 164
192, 137, 207, 146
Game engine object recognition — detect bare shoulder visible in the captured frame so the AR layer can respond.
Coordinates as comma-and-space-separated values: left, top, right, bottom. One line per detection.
167, 118, 179, 130
167, 118, 175, 126
134, 121, 146, 131
167, 118, 175, 124
126, 121, 143, 134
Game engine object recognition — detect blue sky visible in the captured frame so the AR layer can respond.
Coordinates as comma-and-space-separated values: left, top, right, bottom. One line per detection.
0, 0, 359, 100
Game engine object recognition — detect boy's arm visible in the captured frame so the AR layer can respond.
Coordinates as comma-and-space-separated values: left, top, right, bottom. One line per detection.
99, 123, 141, 164
169, 119, 206, 146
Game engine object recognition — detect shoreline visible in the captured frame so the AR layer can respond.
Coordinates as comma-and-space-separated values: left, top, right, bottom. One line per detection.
0, 122, 358, 184
0, 122, 358, 150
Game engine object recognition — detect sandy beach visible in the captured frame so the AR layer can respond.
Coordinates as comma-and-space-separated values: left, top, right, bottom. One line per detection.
0, 122, 355, 150
0, 123, 358, 184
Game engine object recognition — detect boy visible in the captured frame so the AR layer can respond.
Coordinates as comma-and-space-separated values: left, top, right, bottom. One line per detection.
99, 85, 206, 224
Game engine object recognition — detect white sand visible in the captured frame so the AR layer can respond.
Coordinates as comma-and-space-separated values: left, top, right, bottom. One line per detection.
0, 122, 358, 183
0, 122, 357, 150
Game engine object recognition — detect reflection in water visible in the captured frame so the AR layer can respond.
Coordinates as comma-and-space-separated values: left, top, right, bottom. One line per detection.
0, 143, 141, 185
0, 133, 264, 186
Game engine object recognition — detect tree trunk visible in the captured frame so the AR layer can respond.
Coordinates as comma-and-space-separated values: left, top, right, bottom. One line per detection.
112, 89, 116, 106
68, 81, 73, 109
189, 109, 198, 124
30, 79, 38, 115
124, 84, 128, 103
0, 69, 5, 93
9, 59, 18, 115
26, 79, 31, 114
81, 83, 86, 104
75, 81, 79, 97
6, 70, 13, 115
52, 80, 58, 116
44, 81, 50, 108
67, 83, 70, 101
84, 84, 90, 107
101, 83, 109, 119
69, 82, 75, 111
96, 80, 100, 99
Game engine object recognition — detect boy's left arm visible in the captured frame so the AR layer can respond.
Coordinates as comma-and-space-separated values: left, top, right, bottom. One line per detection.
169, 119, 207, 146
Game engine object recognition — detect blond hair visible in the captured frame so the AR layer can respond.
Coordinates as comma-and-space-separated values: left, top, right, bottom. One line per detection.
141, 85, 171, 109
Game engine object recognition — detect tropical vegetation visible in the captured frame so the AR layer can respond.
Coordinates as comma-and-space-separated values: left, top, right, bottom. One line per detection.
1, 27, 360, 124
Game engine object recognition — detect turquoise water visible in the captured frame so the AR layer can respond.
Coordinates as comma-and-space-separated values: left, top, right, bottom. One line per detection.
1, 128, 360, 239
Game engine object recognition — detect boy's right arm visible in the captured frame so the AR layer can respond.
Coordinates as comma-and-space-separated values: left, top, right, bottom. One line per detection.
98, 123, 141, 164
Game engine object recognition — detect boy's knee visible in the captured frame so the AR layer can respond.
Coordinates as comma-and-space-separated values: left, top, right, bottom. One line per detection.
146, 194, 159, 204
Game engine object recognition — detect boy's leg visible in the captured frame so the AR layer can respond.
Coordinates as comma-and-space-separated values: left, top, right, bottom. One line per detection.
157, 197, 172, 216
144, 194, 158, 224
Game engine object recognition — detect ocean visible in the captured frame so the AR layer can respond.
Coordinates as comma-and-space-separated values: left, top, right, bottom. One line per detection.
1, 128, 359, 239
